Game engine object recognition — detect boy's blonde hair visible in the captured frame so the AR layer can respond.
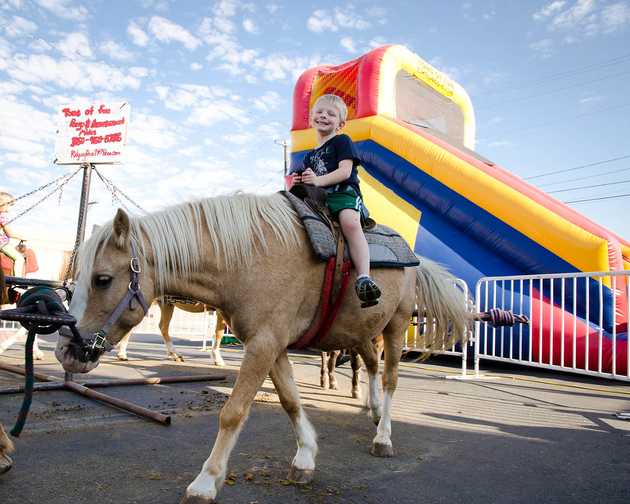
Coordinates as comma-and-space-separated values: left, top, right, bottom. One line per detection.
312, 94, 348, 123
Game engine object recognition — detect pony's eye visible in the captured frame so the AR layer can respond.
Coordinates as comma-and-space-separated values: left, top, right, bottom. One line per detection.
93, 275, 113, 290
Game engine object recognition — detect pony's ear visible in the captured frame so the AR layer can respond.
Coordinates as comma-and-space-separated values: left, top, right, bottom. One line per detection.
113, 208, 130, 250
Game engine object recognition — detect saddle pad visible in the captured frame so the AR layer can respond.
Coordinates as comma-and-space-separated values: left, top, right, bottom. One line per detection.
284, 192, 420, 268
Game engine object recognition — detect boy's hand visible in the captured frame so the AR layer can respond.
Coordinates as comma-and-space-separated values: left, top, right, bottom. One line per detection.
301, 168, 319, 186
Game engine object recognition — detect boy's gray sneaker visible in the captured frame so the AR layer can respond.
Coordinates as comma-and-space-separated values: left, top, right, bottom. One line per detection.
355, 277, 381, 308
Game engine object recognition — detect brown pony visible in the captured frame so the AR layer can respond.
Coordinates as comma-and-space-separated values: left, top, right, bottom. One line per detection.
54, 193, 467, 503
115, 301, 227, 364
0, 265, 15, 474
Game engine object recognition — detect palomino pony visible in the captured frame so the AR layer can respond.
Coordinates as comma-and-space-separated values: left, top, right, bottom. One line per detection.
115, 300, 227, 365
54, 193, 467, 503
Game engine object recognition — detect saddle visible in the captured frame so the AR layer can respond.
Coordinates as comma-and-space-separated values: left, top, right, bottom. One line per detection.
283, 186, 419, 350
283, 187, 419, 268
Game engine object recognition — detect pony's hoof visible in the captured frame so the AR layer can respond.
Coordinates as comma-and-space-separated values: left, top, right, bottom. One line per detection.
371, 442, 394, 458
320, 379, 329, 389
170, 353, 185, 362
352, 389, 361, 400
180, 495, 215, 504
329, 381, 338, 390
287, 466, 314, 484
34, 350, 45, 360
116, 354, 129, 361
0, 453, 13, 475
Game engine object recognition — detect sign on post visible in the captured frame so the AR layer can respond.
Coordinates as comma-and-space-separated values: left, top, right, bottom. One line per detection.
54, 102, 130, 164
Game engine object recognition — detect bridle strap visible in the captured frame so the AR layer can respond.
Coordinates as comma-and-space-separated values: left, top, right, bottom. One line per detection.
88, 241, 149, 353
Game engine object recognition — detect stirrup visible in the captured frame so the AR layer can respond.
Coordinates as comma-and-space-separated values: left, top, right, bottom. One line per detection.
355, 277, 381, 309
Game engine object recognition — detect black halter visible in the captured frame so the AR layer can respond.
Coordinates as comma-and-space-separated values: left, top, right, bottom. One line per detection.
66, 241, 149, 362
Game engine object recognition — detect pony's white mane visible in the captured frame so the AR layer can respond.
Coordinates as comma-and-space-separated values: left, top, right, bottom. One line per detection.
76, 192, 301, 294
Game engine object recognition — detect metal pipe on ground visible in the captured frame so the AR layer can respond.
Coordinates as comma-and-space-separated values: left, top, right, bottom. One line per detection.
0, 362, 227, 425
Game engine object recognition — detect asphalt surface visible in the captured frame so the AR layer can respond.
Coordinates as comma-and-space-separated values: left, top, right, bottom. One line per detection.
1, 332, 630, 504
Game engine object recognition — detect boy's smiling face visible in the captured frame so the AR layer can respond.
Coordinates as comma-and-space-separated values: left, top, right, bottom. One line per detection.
310, 103, 344, 136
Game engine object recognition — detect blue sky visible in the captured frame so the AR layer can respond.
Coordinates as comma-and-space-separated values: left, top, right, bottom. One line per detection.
0, 0, 629, 248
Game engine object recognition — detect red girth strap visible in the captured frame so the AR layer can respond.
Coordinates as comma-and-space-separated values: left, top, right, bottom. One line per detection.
289, 258, 352, 350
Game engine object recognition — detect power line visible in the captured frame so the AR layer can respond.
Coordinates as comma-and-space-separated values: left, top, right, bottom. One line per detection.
481, 101, 630, 141
547, 179, 630, 194
475, 52, 630, 99
563, 193, 630, 204
538, 166, 630, 188
525, 154, 630, 181
477, 69, 630, 111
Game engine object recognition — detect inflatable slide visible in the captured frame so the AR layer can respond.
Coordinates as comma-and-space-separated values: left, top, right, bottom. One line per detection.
290, 45, 629, 374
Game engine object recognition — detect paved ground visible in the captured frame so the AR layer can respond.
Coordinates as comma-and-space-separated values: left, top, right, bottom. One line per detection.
1, 332, 630, 504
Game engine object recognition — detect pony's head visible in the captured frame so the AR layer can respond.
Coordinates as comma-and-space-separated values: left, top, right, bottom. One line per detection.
55, 209, 155, 373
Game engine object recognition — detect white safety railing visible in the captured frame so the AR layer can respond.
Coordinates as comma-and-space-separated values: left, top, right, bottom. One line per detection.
406, 278, 474, 374
474, 270, 629, 382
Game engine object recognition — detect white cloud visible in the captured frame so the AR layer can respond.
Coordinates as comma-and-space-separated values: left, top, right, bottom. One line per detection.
602, 2, 630, 31
29, 38, 52, 51
222, 131, 256, 144
533, 1, 567, 20
529, 38, 554, 57
1, 0, 25, 9
340, 36, 357, 53
128, 111, 180, 149
6, 54, 143, 91
579, 95, 602, 104
252, 90, 281, 112
187, 100, 249, 126
533, 0, 630, 37
127, 21, 149, 47
253, 53, 323, 81
307, 7, 371, 32
154, 84, 231, 111
35, 0, 89, 21
190, 62, 202, 71
0, 96, 56, 161
242, 18, 258, 33
4, 15, 37, 37
148, 16, 201, 50
100, 40, 135, 61
56, 32, 92, 59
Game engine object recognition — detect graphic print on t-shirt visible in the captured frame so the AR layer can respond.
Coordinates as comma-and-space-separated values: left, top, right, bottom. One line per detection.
309, 145, 332, 176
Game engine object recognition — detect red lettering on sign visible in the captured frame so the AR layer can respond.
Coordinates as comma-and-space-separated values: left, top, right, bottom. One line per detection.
90, 136, 103, 144
71, 137, 85, 147
84, 106, 94, 116
63, 108, 81, 117
98, 105, 111, 114
104, 132, 122, 143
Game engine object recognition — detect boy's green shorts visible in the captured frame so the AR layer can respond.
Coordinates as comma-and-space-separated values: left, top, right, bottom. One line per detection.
326, 187, 361, 216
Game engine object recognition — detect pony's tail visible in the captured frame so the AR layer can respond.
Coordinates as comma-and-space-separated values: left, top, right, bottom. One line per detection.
414, 258, 469, 353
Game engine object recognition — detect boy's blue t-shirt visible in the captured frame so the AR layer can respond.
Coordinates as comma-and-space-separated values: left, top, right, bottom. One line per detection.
302, 134, 361, 193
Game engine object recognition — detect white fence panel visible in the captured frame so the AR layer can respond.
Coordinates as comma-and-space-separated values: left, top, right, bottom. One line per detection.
474, 270, 629, 382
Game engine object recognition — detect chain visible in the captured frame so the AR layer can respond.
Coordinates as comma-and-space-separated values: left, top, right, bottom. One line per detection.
5, 170, 78, 206
4, 167, 82, 226
93, 167, 148, 214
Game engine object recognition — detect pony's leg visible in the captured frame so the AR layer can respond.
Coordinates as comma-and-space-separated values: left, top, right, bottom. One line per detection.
210, 311, 225, 366
116, 331, 131, 361
320, 352, 329, 389
358, 342, 382, 425
0, 422, 14, 475
32, 333, 44, 360
350, 351, 362, 399
269, 350, 318, 484
183, 338, 280, 503
328, 350, 339, 390
158, 302, 184, 362
371, 319, 406, 458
